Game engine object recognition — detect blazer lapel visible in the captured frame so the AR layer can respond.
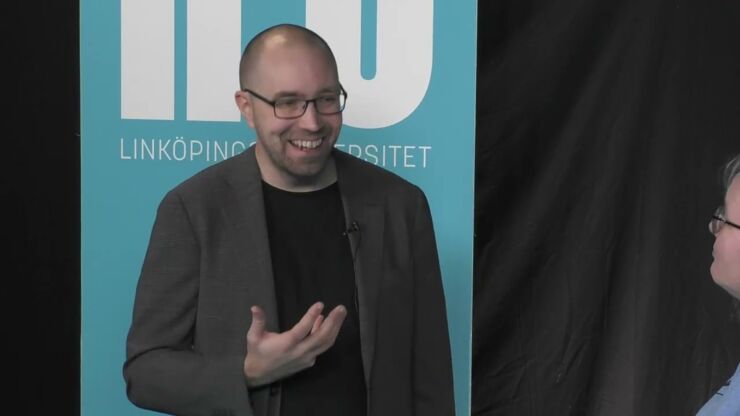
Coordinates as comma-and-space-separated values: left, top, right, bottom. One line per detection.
335, 151, 384, 388
222, 148, 280, 333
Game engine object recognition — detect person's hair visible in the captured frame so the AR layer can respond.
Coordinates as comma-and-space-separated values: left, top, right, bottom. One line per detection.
238, 24, 338, 90
722, 153, 740, 194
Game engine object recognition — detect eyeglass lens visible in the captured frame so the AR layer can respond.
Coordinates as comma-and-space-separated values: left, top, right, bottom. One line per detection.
275, 94, 345, 118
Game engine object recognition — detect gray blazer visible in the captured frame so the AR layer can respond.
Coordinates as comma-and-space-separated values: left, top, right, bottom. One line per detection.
124, 146, 455, 416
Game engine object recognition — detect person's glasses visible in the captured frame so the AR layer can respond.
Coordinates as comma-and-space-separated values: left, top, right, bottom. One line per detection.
710, 207, 740, 234
242, 87, 347, 119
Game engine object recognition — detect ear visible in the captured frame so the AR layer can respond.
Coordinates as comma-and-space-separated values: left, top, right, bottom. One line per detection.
235, 90, 256, 128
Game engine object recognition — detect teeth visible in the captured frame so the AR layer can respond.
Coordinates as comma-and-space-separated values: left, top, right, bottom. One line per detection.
291, 138, 323, 150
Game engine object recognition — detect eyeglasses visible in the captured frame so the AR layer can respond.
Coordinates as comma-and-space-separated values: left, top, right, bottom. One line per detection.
242, 86, 347, 119
710, 207, 740, 234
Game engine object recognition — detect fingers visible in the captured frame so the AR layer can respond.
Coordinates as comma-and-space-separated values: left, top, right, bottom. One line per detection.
247, 305, 266, 343
311, 313, 325, 334
303, 305, 347, 355
322, 305, 347, 331
251, 302, 346, 356
243, 303, 346, 386
289, 302, 325, 341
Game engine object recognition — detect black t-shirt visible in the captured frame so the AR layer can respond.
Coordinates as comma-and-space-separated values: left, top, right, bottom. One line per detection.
262, 181, 367, 416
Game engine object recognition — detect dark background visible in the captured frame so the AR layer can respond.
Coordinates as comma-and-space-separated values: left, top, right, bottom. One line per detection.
10, 0, 740, 415
8, 1, 80, 415
474, 0, 740, 415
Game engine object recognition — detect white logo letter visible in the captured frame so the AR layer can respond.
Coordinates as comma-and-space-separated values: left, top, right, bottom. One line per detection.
121, 0, 175, 120
307, 0, 434, 129
187, 0, 241, 122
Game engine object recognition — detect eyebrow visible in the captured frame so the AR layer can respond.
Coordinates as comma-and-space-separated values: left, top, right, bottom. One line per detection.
271, 86, 341, 99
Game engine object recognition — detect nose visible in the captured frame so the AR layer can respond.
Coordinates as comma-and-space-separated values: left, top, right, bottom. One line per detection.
297, 101, 321, 131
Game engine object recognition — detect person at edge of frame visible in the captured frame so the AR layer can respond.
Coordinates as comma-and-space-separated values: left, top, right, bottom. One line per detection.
698, 153, 740, 416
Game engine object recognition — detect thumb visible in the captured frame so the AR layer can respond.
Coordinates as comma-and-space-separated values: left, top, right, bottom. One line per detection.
247, 305, 266, 342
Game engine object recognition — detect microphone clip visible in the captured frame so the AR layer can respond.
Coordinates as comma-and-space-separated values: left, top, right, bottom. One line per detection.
342, 221, 361, 236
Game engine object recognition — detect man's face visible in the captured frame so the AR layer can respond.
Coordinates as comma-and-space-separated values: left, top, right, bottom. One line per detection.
710, 177, 740, 299
238, 42, 342, 191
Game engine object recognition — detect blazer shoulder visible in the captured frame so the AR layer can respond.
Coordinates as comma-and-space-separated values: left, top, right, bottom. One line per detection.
334, 149, 424, 196
168, 148, 256, 200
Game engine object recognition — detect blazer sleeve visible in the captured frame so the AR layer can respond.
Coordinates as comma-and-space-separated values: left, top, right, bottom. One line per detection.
411, 188, 457, 415
123, 190, 254, 416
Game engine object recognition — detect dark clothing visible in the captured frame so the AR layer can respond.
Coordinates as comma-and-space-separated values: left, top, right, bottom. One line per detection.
124, 147, 455, 416
263, 182, 366, 416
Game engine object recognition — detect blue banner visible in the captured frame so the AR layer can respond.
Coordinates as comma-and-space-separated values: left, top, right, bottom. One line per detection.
81, 1, 475, 414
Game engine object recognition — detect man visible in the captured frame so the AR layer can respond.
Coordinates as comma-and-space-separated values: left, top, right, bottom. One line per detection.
124, 24, 455, 416
699, 154, 740, 416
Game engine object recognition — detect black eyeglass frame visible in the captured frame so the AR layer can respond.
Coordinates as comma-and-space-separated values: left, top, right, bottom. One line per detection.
241, 86, 347, 119
711, 209, 740, 234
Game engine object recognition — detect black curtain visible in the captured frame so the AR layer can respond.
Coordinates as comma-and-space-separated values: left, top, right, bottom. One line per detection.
474, 0, 740, 415
8, 1, 80, 414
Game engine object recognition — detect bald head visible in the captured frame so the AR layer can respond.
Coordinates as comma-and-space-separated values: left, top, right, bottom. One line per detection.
239, 24, 338, 90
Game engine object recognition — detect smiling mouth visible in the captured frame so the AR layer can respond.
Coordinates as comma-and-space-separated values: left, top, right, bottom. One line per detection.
289, 138, 323, 150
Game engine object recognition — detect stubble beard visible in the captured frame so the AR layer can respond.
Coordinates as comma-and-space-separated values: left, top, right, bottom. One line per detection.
258, 132, 336, 187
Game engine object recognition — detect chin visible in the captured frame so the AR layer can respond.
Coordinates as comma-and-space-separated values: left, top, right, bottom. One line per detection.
723, 285, 740, 301
711, 266, 725, 288
290, 162, 325, 177
712, 267, 740, 299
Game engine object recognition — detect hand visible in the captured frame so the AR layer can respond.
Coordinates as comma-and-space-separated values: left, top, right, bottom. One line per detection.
243, 302, 347, 387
